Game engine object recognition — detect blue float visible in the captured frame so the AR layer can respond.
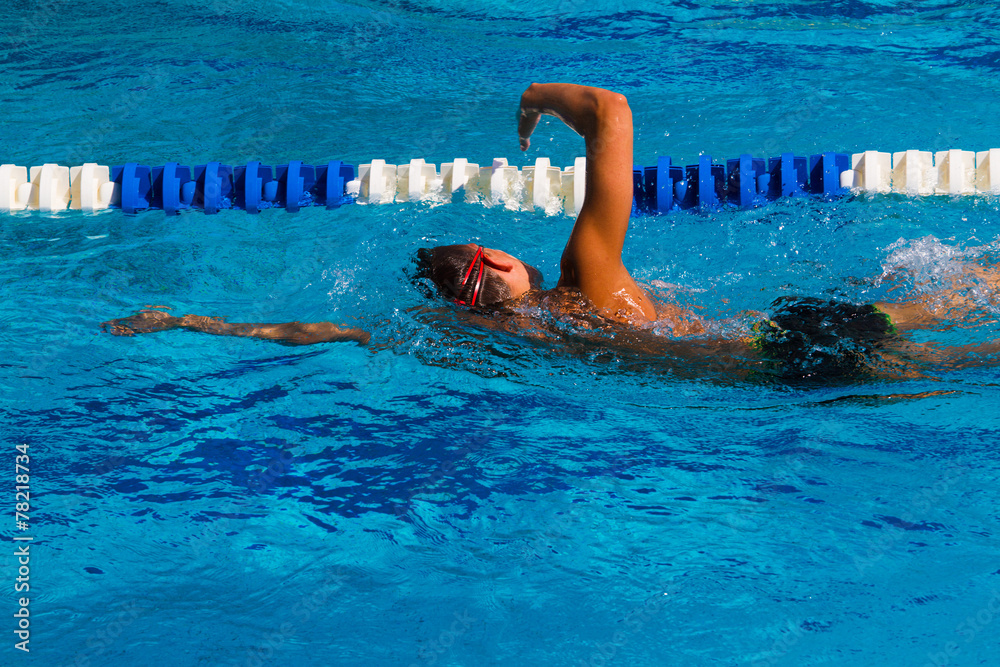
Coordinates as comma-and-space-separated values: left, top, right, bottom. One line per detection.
313, 160, 355, 209
234, 162, 273, 214
636, 159, 667, 214
683, 155, 725, 209
808, 152, 849, 197
637, 157, 683, 214
638, 166, 656, 213
767, 153, 808, 199
276, 161, 316, 213
674, 173, 689, 209
151, 163, 193, 216
110, 163, 152, 214
678, 165, 699, 210
192, 162, 233, 215
652, 156, 682, 213
726, 154, 767, 208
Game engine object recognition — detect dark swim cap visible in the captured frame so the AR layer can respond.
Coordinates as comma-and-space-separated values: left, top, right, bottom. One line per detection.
750, 297, 898, 379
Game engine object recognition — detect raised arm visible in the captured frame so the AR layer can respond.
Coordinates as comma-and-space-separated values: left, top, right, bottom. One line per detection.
518, 83, 657, 323
103, 309, 370, 345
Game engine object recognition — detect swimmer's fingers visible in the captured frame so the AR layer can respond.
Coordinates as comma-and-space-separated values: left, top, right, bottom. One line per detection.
101, 321, 136, 336
518, 115, 540, 150
518, 93, 541, 151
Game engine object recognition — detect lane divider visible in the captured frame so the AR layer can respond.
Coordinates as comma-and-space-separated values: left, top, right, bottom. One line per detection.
1, 149, 998, 215
631, 148, 1000, 214
0, 160, 356, 214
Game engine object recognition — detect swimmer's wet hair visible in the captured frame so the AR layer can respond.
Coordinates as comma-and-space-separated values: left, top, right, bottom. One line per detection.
751, 297, 899, 379
415, 245, 542, 308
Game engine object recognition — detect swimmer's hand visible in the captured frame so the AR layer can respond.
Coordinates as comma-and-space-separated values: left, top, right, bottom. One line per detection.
518, 83, 599, 151
518, 105, 541, 151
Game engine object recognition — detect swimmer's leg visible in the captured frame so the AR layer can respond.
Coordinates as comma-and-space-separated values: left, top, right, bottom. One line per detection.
876, 259, 1000, 330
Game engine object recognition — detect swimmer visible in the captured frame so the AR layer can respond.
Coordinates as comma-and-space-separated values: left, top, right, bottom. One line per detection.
103, 83, 1000, 379
413, 84, 1000, 378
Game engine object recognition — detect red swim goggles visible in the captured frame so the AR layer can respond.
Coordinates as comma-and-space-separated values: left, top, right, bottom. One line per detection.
456, 245, 486, 307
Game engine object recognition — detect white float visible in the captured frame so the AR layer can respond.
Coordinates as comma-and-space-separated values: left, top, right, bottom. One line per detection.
975, 149, 1000, 194
0, 164, 30, 210
478, 158, 519, 206
27, 163, 72, 211
440, 158, 480, 197
396, 158, 438, 202
523, 157, 562, 210
358, 159, 397, 204
890, 150, 935, 195
850, 151, 891, 192
560, 157, 587, 216
935, 149, 975, 195
69, 163, 114, 210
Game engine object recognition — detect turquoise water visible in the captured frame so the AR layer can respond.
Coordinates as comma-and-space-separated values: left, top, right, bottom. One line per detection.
3, 1, 1000, 665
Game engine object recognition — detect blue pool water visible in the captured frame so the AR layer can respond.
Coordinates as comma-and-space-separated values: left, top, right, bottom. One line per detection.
3, 1, 1000, 665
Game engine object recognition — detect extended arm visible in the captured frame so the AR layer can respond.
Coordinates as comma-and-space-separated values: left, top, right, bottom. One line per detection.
103, 309, 370, 345
518, 83, 657, 323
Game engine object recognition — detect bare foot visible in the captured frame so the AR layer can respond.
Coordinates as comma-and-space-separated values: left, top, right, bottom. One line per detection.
102, 310, 183, 336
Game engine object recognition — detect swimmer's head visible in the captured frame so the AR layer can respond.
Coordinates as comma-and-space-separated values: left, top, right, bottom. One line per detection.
415, 244, 542, 308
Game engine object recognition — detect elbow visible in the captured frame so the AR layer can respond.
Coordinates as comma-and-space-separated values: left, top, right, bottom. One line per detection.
596, 89, 630, 114
591, 89, 632, 131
